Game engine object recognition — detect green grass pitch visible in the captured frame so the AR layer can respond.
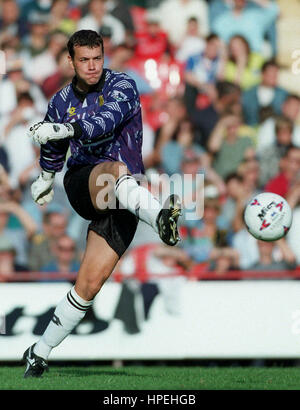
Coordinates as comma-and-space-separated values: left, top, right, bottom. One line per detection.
1, 365, 300, 390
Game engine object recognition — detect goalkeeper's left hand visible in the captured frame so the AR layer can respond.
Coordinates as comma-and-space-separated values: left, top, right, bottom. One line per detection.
31, 171, 55, 205
27, 121, 74, 145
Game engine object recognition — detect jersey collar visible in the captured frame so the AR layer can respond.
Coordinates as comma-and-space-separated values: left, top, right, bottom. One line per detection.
71, 70, 106, 102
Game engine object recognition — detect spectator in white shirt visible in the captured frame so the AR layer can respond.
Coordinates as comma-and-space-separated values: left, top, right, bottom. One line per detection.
22, 30, 68, 85
77, 0, 126, 46
157, 0, 209, 48
0, 59, 47, 121
1, 92, 42, 190
176, 16, 205, 63
257, 94, 300, 153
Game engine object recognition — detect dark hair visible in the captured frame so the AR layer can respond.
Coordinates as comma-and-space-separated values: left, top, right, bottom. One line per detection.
17, 92, 33, 104
42, 211, 65, 225
262, 59, 278, 73
52, 0, 68, 5
67, 30, 104, 60
284, 94, 300, 104
205, 33, 219, 42
216, 81, 241, 98
224, 172, 243, 184
188, 16, 198, 24
284, 144, 300, 158
275, 115, 294, 134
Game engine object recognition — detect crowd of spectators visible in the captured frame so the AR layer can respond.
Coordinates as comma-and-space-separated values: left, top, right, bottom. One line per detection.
0, 0, 300, 282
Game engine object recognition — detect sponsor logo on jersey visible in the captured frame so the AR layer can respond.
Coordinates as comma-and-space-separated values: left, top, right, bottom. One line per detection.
68, 106, 76, 116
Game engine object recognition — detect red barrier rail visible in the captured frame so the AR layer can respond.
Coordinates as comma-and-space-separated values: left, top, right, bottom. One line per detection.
2, 269, 300, 283
2, 245, 300, 282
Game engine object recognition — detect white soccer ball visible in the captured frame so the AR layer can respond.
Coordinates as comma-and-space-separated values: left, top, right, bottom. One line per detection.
244, 192, 292, 241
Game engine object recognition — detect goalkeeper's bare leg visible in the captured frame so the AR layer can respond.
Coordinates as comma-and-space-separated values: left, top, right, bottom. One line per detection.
88, 161, 181, 246
23, 161, 180, 377
23, 232, 119, 378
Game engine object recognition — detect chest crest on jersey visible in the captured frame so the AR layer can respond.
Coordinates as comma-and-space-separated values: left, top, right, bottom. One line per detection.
99, 95, 104, 106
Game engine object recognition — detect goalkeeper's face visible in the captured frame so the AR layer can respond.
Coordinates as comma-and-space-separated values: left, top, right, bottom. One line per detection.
69, 45, 104, 90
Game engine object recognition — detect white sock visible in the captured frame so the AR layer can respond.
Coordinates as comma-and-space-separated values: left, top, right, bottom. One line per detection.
33, 286, 93, 360
115, 174, 162, 232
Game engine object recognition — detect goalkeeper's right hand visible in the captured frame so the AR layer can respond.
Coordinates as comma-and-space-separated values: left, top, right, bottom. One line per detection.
27, 121, 74, 145
31, 171, 55, 205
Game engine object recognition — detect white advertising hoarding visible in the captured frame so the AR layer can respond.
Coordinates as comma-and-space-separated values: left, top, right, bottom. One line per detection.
1, 280, 300, 360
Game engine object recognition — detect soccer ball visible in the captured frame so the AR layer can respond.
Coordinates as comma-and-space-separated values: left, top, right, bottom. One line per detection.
244, 192, 292, 241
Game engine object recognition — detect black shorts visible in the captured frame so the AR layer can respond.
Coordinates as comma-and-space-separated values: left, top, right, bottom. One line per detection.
63, 165, 138, 257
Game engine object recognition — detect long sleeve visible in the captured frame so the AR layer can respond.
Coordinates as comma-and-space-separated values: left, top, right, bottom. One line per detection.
39, 96, 70, 173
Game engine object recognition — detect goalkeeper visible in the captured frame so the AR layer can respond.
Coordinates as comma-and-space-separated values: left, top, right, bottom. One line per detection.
22, 30, 181, 378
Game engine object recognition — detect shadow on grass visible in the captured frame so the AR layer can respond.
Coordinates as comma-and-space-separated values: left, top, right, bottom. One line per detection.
56, 368, 155, 378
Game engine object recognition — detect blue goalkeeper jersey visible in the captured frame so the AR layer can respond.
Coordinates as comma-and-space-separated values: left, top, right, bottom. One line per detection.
40, 69, 144, 175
